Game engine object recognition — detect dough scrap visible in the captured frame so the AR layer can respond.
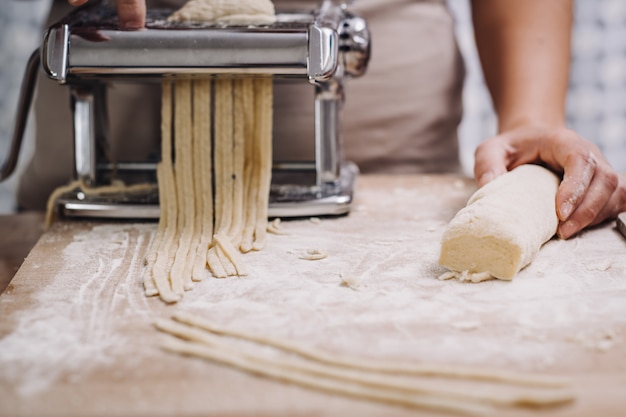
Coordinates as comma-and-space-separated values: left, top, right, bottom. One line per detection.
299, 248, 328, 261
168, 0, 276, 25
267, 218, 289, 235
439, 165, 560, 280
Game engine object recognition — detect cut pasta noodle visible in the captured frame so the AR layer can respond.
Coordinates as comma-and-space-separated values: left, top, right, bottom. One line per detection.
170, 79, 195, 292
155, 313, 575, 415
130, 0, 278, 302
170, 311, 571, 388
44, 179, 156, 229
139, 75, 273, 302
160, 338, 491, 417
148, 80, 182, 303
45, 74, 275, 303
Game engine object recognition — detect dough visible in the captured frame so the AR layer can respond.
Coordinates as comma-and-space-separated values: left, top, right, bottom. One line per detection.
170, 79, 196, 291
154, 312, 574, 415
169, 311, 570, 388
168, 0, 276, 25
141, 2, 275, 303
439, 165, 560, 280
44, 180, 156, 229
299, 248, 328, 261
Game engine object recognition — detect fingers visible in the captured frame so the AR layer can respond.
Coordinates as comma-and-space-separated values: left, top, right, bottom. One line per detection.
557, 160, 621, 239
554, 150, 597, 222
116, 0, 146, 29
473, 127, 544, 186
549, 130, 621, 238
473, 137, 511, 186
473, 126, 625, 240
67, 0, 146, 29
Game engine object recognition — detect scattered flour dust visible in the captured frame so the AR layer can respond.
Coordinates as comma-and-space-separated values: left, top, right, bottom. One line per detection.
0, 223, 154, 396
568, 328, 622, 352
1, 180, 625, 400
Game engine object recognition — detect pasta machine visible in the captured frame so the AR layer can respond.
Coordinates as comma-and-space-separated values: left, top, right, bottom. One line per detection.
2, 0, 370, 218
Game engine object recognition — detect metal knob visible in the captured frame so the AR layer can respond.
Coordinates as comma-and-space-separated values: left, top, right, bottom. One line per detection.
339, 14, 370, 78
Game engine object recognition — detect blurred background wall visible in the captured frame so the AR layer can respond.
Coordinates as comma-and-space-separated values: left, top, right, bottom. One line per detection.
449, 0, 626, 176
0, 0, 51, 213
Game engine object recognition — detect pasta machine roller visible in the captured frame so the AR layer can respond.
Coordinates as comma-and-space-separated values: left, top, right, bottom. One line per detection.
2, 0, 370, 218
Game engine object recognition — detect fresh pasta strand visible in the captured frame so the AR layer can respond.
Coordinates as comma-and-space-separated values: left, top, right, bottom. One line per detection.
216, 245, 238, 277
150, 80, 181, 303
239, 78, 258, 253
155, 318, 574, 409
251, 78, 273, 251
45, 179, 156, 229
207, 79, 240, 276
160, 337, 491, 417
213, 232, 248, 276
191, 79, 213, 282
170, 79, 196, 292
228, 79, 247, 244
205, 79, 251, 278
150, 164, 181, 303
206, 246, 228, 278
213, 79, 234, 236
171, 311, 571, 389
146, 65, 275, 300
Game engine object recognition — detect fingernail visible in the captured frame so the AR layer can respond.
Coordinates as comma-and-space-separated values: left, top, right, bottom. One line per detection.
559, 202, 573, 220
558, 220, 578, 239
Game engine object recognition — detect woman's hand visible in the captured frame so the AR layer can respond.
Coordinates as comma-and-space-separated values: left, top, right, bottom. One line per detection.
474, 126, 626, 239
68, 0, 146, 29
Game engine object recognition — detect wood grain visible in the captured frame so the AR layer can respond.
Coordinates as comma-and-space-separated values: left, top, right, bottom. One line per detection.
0, 212, 44, 294
1, 175, 625, 417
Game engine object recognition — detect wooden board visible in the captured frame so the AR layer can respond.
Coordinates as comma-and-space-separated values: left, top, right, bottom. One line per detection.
617, 212, 626, 238
0, 212, 44, 293
1, 174, 625, 417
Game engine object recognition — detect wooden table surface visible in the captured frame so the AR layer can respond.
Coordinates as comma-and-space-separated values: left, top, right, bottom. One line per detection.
1, 174, 625, 417
0, 212, 44, 294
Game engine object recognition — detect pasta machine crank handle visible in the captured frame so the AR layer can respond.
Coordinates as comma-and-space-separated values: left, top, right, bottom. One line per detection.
0, 49, 40, 182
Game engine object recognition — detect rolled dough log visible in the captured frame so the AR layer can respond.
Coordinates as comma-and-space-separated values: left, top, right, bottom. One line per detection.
439, 164, 560, 280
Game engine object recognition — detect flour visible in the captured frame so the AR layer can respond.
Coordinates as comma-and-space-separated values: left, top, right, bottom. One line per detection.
0, 223, 154, 396
1, 177, 625, 407
451, 321, 482, 331
569, 328, 621, 352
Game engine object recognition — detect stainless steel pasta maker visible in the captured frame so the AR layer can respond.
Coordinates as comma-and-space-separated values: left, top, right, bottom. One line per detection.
2, 0, 370, 219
